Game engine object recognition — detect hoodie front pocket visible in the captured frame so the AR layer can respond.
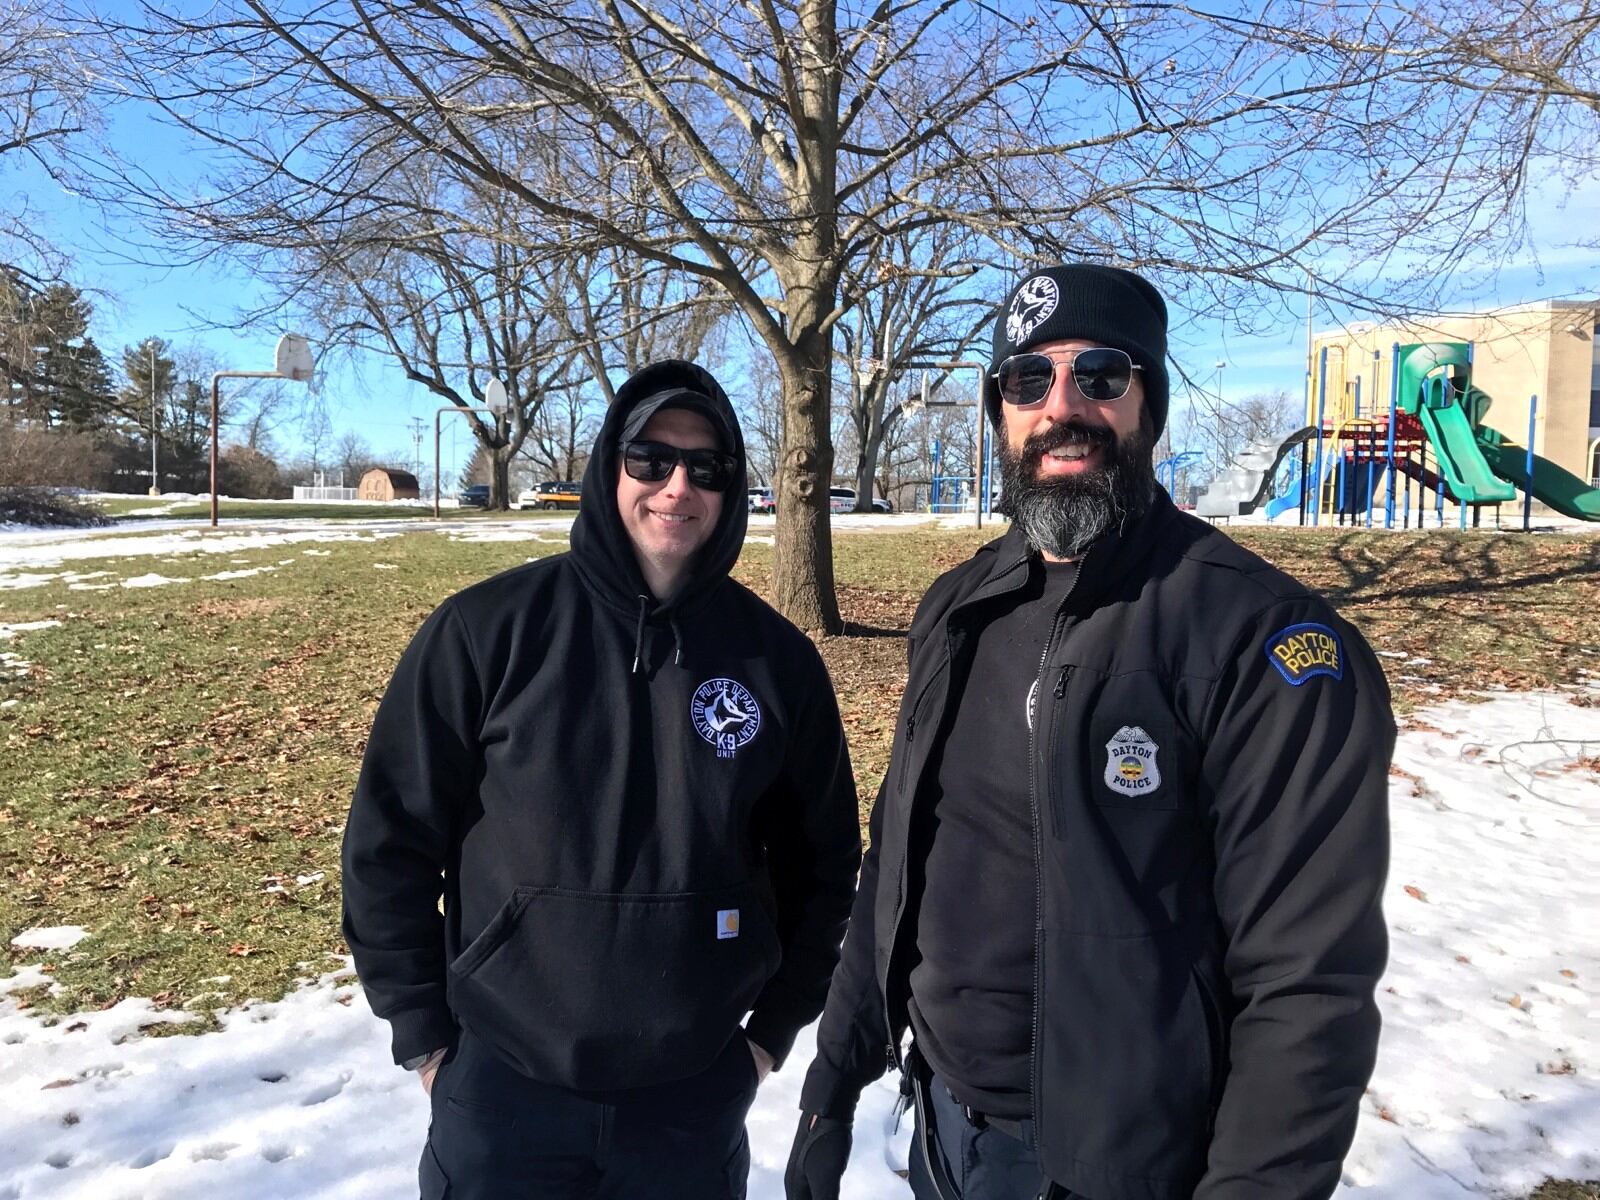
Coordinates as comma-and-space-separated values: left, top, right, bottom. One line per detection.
448, 884, 780, 1092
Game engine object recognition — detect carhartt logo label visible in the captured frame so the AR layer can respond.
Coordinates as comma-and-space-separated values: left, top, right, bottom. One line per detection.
1265, 622, 1344, 686
691, 678, 761, 758
1006, 275, 1060, 345
1104, 726, 1162, 796
717, 909, 740, 940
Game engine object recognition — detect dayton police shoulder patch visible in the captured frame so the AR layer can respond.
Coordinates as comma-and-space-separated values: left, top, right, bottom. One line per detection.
1264, 622, 1344, 686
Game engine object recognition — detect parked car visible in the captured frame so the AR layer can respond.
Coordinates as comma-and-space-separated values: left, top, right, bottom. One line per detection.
826, 487, 892, 514
747, 487, 775, 514
518, 480, 582, 510
457, 483, 492, 509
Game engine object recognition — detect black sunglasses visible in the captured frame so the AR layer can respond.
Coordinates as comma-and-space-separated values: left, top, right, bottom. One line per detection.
994, 348, 1143, 405
620, 440, 739, 492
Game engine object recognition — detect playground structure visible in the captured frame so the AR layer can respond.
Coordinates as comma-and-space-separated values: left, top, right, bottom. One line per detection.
1197, 338, 1600, 527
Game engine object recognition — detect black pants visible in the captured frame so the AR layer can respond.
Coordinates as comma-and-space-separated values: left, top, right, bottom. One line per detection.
419, 1026, 758, 1200
908, 1066, 1077, 1200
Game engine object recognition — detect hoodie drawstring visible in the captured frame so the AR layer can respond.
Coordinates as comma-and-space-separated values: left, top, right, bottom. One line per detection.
631, 597, 688, 672
632, 595, 649, 675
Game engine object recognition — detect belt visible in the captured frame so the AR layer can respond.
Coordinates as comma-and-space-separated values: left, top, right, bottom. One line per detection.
949, 1090, 1029, 1145
908, 1046, 1062, 1200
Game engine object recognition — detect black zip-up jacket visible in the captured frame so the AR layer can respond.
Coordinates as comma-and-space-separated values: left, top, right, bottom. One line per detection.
343, 361, 861, 1090
800, 494, 1393, 1200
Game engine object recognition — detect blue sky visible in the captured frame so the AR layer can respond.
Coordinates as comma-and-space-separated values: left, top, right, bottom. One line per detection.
13, 98, 1600, 484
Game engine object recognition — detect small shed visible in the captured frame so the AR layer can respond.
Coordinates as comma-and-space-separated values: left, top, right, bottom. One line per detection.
359, 468, 421, 501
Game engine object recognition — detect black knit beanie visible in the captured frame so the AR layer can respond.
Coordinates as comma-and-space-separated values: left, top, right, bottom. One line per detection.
984, 263, 1170, 439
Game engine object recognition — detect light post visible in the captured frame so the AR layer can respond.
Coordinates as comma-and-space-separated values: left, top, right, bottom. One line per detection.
1214, 358, 1226, 400
209, 334, 315, 527
148, 344, 160, 497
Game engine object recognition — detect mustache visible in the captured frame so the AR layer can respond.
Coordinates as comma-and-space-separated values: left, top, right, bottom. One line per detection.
1020, 421, 1117, 467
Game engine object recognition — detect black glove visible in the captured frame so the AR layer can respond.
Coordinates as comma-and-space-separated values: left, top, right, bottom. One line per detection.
784, 1111, 853, 1200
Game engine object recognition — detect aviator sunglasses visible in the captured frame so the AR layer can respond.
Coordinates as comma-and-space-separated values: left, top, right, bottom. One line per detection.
620, 439, 739, 492
994, 347, 1143, 405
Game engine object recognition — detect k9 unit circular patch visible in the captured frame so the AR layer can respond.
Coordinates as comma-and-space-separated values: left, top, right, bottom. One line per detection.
691, 678, 762, 759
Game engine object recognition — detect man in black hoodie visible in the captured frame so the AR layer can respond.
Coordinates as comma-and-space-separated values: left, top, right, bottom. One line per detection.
343, 360, 862, 1200
785, 266, 1393, 1200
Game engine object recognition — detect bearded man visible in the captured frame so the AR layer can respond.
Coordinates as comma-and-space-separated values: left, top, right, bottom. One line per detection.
785, 264, 1395, 1200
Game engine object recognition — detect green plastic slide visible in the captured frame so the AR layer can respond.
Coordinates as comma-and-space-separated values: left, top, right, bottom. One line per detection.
1416, 402, 1516, 503
1476, 428, 1600, 521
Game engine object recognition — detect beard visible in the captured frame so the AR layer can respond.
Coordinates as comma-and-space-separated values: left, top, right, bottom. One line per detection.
997, 418, 1158, 558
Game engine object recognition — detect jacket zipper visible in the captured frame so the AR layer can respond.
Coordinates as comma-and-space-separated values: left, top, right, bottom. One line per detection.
882, 553, 1033, 1072
1029, 572, 1080, 1140
1027, 622, 1056, 1136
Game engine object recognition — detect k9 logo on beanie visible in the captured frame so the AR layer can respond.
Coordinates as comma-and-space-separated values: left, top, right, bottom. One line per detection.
1005, 275, 1060, 345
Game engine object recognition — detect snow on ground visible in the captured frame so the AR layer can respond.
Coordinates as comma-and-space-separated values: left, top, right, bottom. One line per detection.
1, 689, 1595, 1198
8, 928, 88, 952
0, 619, 61, 678
0, 526, 408, 589
0, 513, 970, 592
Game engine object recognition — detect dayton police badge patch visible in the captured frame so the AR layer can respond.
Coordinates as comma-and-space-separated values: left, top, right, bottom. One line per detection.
1265, 622, 1344, 686
691, 678, 762, 759
1104, 725, 1161, 797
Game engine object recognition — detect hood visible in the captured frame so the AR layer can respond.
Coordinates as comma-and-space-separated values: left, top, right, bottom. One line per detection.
569, 359, 749, 622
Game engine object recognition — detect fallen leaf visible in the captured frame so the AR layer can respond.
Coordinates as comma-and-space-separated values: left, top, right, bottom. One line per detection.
1404, 885, 1427, 902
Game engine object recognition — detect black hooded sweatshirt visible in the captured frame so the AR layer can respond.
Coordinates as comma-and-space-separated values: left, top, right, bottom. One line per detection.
341, 360, 862, 1090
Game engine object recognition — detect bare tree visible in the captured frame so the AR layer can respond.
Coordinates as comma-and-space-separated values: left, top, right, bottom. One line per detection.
0, 0, 94, 283
92, 1, 1570, 627
834, 219, 991, 511
520, 387, 596, 486
285, 177, 594, 510
301, 400, 335, 479
1174, 389, 1303, 480
737, 364, 784, 490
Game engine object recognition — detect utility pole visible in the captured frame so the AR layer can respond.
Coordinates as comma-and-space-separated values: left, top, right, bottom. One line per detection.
409, 416, 426, 484
148, 343, 160, 496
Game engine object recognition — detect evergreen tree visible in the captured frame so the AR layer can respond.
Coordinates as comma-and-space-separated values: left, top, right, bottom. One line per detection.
1, 276, 119, 428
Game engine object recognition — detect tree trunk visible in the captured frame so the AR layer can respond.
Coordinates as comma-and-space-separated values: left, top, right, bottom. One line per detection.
852, 378, 892, 512
492, 439, 513, 511
773, 334, 840, 634
855, 420, 885, 512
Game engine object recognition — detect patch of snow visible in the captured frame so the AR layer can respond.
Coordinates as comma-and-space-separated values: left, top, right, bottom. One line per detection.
442, 528, 569, 543
10, 927, 90, 951
0, 572, 61, 589
121, 573, 187, 589
198, 567, 279, 582
0, 620, 62, 639
0, 526, 403, 579
0, 689, 1594, 1197
0, 964, 55, 995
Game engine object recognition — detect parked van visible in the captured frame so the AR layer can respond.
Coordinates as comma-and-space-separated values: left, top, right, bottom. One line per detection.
518, 480, 582, 510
